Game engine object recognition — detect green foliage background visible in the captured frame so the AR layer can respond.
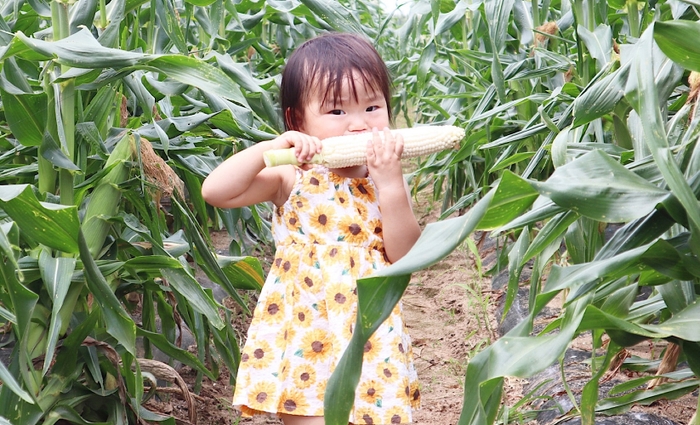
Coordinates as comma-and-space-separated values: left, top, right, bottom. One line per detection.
2, 0, 700, 424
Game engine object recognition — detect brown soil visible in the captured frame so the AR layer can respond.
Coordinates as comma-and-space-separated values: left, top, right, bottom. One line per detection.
149, 192, 698, 425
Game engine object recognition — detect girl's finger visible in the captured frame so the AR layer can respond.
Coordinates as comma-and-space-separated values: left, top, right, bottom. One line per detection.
381, 127, 403, 160
393, 131, 405, 157
311, 136, 323, 155
382, 127, 396, 154
371, 127, 382, 142
366, 139, 375, 159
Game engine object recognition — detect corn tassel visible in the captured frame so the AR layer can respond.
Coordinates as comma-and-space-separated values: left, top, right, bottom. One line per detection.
263, 125, 465, 168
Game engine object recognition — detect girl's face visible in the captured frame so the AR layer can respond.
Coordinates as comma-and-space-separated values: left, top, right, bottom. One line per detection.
299, 72, 390, 140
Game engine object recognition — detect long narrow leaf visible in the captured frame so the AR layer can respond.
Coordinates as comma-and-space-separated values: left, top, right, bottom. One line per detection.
531, 150, 668, 223
0, 185, 80, 254
0, 88, 47, 147
78, 231, 136, 355
654, 20, 700, 73
630, 25, 700, 256
0, 226, 36, 405
13, 29, 249, 105
38, 249, 76, 376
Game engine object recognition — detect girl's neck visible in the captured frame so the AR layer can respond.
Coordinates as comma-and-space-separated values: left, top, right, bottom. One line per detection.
329, 165, 368, 179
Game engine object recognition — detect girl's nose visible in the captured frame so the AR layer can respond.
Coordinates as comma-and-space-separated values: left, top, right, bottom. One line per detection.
347, 115, 369, 133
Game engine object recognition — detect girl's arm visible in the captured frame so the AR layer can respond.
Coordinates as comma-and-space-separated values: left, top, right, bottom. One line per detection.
367, 128, 421, 263
201, 131, 322, 209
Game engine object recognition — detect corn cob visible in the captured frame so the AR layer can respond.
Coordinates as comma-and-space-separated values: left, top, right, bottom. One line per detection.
263, 125, 465, 168
81, 133, 136, 259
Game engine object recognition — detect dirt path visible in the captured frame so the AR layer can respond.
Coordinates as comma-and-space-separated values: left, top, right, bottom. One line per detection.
401, 243, 491, 425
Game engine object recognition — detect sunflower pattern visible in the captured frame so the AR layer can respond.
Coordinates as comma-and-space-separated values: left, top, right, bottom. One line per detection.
232, 166, 420, 424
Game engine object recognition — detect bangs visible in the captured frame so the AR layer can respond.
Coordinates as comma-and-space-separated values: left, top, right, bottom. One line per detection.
312, 66, 384, 108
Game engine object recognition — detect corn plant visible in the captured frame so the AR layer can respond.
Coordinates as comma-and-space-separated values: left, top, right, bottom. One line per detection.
0, 0, 330, 422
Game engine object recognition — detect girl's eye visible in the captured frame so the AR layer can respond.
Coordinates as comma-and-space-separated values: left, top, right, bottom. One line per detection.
329, 109, 344, 115
366, 106, 379, 112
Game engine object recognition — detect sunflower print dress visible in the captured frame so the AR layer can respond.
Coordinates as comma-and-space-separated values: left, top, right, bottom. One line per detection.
233, 165, 420, 424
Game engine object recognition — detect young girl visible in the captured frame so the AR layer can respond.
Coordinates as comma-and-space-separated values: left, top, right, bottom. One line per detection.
201, 32, 421, 425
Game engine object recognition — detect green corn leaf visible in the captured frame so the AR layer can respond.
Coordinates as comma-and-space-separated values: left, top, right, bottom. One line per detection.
629, 25, 700, 256
581, 340, 622, 424
299, 0, 365, 33
531, 150, 668, 223
608, 369, 695, 396
485, 0, 515, 53
572, 63, 630, 128
435, 1, 472, 35
40, 130, 80, 171
657, 280, 696, 315
160, 266, 225, 331
596, 379, 699, 415
2, 56, 32, 93
576, 24, 612, 71
13, 28, 145, 66
0, 228, 36, 405
68, 0, 98, 32
217, 255, 264, 290
496, 200, 565, 233
544, 244, 650, 298
213, 53, 272, 94
78, 231, 136, 356
0, 185, 80, 253
51, 309, 100, 378
0, 88, 47, 147
521, 210, 579, 266
154, 0, 187, 54
12, 29, 249, 105
680, 341, 700, 378
600, 284, 639, 317
639, 239, 695, 281
503, 228, 529, 319
489, 151, 536, 172
417, 41, 436, 90
595, 210, 676, 260
38, 249, 76, 376
654, 20, 700, 73
477, 171, 539, 230
44, 404, 112, 425
578, 305, 663, 339
80, 86, 122, 138
184, 0, 216, 5
642, 300, 700, 341
484, 0, 515, 102
147, 55, 249, 106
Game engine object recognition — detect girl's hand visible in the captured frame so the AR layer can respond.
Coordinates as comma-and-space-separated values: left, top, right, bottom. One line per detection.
270, 131, 323, 165
366, 127, 405, 191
